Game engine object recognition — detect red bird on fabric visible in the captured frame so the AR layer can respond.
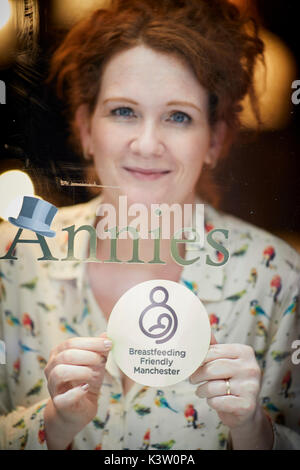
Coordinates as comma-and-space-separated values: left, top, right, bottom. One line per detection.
22, 313, 35, 336
143, 428, 151, 449
184, 404, 198, 429
209, 313, 220, 331
281, 370, 292, 399
262, 246, 276, 268
270, 275, 282, 303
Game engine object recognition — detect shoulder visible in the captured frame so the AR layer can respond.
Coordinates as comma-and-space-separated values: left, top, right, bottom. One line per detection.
203, 204, 300, 303
205, 204, 300, 268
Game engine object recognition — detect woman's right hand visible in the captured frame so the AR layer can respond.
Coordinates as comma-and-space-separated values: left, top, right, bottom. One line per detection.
44, 332, 112, 449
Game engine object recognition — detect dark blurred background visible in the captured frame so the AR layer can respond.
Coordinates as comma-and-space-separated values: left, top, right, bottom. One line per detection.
0, 0, 299, 251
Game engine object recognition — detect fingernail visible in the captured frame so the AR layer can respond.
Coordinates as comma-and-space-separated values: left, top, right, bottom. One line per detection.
81, 383, 89, 392
104, 340, 113, 350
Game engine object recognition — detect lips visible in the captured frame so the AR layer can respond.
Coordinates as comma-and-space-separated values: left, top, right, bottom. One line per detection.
124, 166, 170, 175
123, 166, 171, 181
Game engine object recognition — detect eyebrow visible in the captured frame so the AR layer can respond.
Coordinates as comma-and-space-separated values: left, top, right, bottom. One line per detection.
103, 97, 203, 113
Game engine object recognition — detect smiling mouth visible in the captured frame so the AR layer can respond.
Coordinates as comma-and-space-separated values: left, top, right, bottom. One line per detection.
123, 166, 171, 180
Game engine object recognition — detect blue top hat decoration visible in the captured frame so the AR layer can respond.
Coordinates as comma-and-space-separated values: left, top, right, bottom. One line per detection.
8, 196, 58, 238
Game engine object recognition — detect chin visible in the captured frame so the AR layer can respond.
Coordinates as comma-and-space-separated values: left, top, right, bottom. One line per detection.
126, 190, 188, 209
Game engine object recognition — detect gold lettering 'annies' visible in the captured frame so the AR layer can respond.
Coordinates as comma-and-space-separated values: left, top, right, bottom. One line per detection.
0, 225, 229, 267
134, 366, 180, 375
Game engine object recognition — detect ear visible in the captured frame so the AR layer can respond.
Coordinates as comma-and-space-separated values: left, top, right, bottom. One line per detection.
205, 120, 228, 167
75, 104, 93, 158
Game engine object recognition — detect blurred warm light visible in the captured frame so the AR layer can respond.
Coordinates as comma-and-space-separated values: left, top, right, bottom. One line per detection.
0, 0, 11, 29
0, 0, 16, 66
240, 29, 297, 130
50, 0, 111, 26
0, 170, 35, 221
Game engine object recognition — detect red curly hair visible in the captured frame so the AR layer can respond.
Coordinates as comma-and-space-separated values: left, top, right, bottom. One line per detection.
48, 0, 264, 156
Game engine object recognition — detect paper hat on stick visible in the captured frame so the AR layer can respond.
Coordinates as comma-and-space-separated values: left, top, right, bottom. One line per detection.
8, 196, 58, 238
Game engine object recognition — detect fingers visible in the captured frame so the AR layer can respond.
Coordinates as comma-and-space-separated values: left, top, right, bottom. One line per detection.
196, 379, 232, 399
45, 334, 113, 400
207, 395, 255, 417
47, 363, 103, 397
45, 336, 112, 379
190, 358, 239, 384
204, 344, 255, 364
53, 336, 112, 357
52, 383, 90, 412
50, 349, 105, 371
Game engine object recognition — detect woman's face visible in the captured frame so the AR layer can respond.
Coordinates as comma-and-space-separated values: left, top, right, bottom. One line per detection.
77, 45, 225, 207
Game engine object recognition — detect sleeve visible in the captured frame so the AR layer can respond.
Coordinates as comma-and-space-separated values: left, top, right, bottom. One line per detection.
0, 232, 50, 450
0, 310, 50, 450
259, 257, 300, 450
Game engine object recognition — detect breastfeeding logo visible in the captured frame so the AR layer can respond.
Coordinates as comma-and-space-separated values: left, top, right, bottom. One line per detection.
107, 279, 211, 387
139, 286, 178, 344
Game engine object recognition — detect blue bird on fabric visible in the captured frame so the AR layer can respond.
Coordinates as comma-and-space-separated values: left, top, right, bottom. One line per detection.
250, 300, 270, 320
283, 296, 298, 316
18, 340, 39, 353
0, 271, 12, 283
5, 310, 21, 326
182, 279, 198, 294
262, 397, 280, 413
155, 390, 178, 413
79, 299, 91, 324
59, 317, 80, 336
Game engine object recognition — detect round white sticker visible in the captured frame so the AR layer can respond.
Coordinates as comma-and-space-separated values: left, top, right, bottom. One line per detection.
107, 279, 211, 387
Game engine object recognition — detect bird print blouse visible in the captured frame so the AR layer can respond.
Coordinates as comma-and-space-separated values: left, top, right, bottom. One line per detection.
0, 195, 300, 450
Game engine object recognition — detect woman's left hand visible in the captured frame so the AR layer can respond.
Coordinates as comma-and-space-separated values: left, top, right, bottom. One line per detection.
189, 334, 263, 430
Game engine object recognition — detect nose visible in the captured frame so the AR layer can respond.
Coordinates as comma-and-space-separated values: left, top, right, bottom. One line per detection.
130, 120, 165, 158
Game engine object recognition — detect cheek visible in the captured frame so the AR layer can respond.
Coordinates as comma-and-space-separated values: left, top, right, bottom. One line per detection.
178, 135, 210, 173
90, 121, 124, 159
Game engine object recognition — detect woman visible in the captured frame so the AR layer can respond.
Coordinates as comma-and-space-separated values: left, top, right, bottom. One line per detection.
0, 0, 300, 450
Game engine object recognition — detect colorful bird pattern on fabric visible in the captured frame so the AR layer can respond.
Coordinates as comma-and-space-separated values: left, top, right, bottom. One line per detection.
262, 246, 276, 268
26, 379, 43, 397
247, 268, 257, 287
250, 300, 270, 320
155, 390, 178, 413
37, 302, 56, 312
22, 313, 36, 336
11, 357, 21, 383
184, 404, 198, 429
281, 371, 292, 399
20, 277, 38, 290
270, 275, 282, 303
5, 310, 20, 326
232, 244, 249, 257
182, 279, 198, 294
283, 296, 298, 317
133, 404, 151, 417
271, 351, 291, 362
209, 313, 221, 332
225, 290, 247, 302
142, 428, 150, 450
18, 340, 39, 354
0, 195, 300, 450
59, 317, 80, 336
151, 439, 175, 450
92, 412, 110, 429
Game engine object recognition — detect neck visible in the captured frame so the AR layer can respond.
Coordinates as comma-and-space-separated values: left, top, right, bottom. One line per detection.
94, 192, 197, 269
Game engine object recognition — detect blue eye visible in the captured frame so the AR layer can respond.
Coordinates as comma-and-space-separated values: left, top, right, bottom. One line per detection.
111, 107, 134, 118
170, 112, 191, 124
